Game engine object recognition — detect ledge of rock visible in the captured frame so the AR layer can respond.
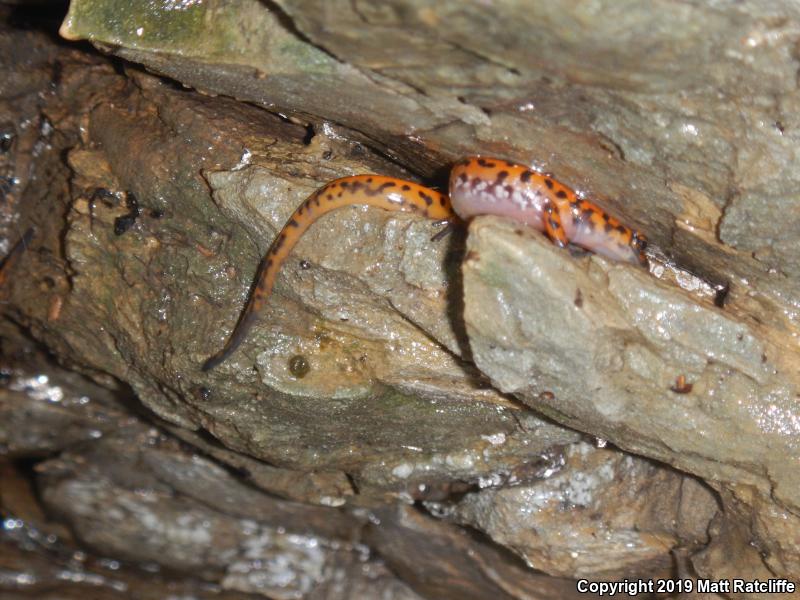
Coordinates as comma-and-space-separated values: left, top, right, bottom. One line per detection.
461, 216, 800, 582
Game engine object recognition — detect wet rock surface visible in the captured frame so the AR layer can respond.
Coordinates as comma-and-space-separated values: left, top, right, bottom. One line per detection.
1, 1, 799, 598
447, 442, 717, 580
460, 217, 800, 584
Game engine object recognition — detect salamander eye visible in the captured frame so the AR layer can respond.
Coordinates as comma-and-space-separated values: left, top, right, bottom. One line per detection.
631, 231, 647, 252
631, 231, 648, 266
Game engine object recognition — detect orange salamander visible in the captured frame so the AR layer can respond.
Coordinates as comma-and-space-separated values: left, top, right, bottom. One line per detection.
202, 158, 646, 371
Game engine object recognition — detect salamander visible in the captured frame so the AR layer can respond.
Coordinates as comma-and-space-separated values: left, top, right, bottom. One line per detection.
203, 158, 647, 371
449, 157, 647, 265
201, 175, 455, 371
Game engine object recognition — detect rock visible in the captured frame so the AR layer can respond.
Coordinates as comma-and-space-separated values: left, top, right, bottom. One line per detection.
0, 366, 130, 456
460, 216, 800, 583
35, 422, 402, 598
363, 504, 584, 600
449, 442, 717, 580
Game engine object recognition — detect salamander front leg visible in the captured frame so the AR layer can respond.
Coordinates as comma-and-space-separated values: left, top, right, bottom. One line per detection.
430, 218, 459, 242
542, 199, 568, 248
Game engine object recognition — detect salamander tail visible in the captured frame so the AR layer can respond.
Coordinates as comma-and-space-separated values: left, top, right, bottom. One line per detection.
201, 309, 259, 371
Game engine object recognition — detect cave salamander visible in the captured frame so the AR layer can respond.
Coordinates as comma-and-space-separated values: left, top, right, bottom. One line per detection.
203, 157, 646, 370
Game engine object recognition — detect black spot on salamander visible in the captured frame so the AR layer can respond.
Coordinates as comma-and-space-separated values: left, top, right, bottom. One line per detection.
477, 158, 496, 168
366, 177, 373, 183
615, 224, 628, 234
520, 170, 533, 183
556, 190, 568, 199
326, 193, 333, 200
496, 170, 509, 183
272, 234, 286, 251
603, 223, 614, 233
402, 184, 411, 191
504, 185, 514, 195
314, 197, 321, 206
340, 181, 349, 188
544, 178, 554, 189
378, 181, 396, 193
337, 191, 343, 198
439, 195, 447, 206
288, 218, 300, 228
418, 190, 433, 205
257, 263, 273, 287
458, 173, 468, 184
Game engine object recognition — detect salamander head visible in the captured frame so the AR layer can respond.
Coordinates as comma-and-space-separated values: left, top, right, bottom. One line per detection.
569, 203, 649, 267
631, 231, 648, 267
599, 229, 647, 266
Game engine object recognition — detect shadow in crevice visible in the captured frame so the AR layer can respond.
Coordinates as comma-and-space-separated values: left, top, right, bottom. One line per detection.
439, 223, 472, 364
426, 161, 473, 364
3, 1, 71, 40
